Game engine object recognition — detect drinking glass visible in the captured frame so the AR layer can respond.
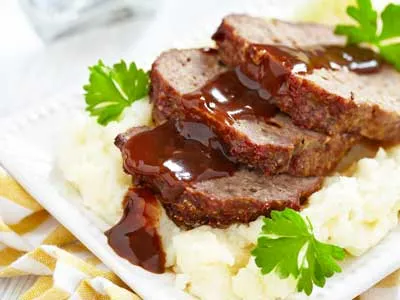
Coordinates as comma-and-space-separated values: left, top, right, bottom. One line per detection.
19, 0, 157, 41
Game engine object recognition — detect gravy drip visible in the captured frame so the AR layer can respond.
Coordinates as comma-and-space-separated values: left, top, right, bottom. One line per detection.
105, 187, 165, 273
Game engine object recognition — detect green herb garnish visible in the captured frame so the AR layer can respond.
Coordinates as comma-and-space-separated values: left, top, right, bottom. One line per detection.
335, 0, 400, 70
251, 208, 345, 296
84, 60, 149, 126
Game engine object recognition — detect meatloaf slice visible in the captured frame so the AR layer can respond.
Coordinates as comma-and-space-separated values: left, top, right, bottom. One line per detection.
161, 170, 321, 228
150, 48, 357, 176
213, 14, 400, 142
116, 125, 322, 228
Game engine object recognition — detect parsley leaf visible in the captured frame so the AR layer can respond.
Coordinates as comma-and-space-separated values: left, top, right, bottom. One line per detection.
251, 209, 345, 296
335, 0, 377, 44
84, 60, 149, 126
380, 4, 400, 40
334, 0, 400, 70
380, 43, 400, 71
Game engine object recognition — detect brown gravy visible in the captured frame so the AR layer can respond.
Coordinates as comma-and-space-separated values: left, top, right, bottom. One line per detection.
121, 118, 237, 201
184, 68, 278, 125
247, 44, 382, 95
109, 118, 239, 273
105, 187, 165, 273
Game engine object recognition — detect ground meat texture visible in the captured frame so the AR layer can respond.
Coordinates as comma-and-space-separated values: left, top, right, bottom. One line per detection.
213, 14, 400, 142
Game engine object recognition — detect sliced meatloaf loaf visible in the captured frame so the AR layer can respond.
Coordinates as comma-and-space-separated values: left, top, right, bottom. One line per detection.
150, 48, 357, 176
115, 122, 322, 228
213, 14, 400, 141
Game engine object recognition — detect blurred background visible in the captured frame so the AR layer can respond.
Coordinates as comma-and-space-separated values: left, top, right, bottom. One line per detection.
0, 0, 160, 118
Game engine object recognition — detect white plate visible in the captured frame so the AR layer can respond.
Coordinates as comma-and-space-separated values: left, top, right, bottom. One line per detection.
1, 84, 400, 300
1, 3, 400, 299
2, 94, 400, 300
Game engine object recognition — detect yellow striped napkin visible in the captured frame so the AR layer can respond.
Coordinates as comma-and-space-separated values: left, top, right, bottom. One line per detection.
0, 169, 398, 299
0, 169, 139, 300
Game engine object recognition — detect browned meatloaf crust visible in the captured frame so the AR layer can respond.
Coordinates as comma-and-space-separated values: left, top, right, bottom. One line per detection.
150, 48, 358, 176
115, 127, 322, 228
213, 14, 400, 142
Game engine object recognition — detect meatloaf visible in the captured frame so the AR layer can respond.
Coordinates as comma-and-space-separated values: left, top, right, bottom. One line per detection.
150, 48, 357, 176
115, 121, 322, 228
213, 14, 400, 141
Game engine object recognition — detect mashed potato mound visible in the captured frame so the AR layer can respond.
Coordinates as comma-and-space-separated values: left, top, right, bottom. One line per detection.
158, 216, 297, 300
58, 101, 400, 299
303, 147, 400, 256
57, 98, 152, 225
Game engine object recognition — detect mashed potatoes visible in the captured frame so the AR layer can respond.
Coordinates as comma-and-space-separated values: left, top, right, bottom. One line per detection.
159, 216, 297, 300
57, 99, 152, 225
58, 98, 400, 299
303, 148, 400, 256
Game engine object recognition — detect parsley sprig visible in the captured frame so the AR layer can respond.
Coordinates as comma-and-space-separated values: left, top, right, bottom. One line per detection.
84, 60, 149, 126
335, 0, 400, 70
252, 209, 345, 296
